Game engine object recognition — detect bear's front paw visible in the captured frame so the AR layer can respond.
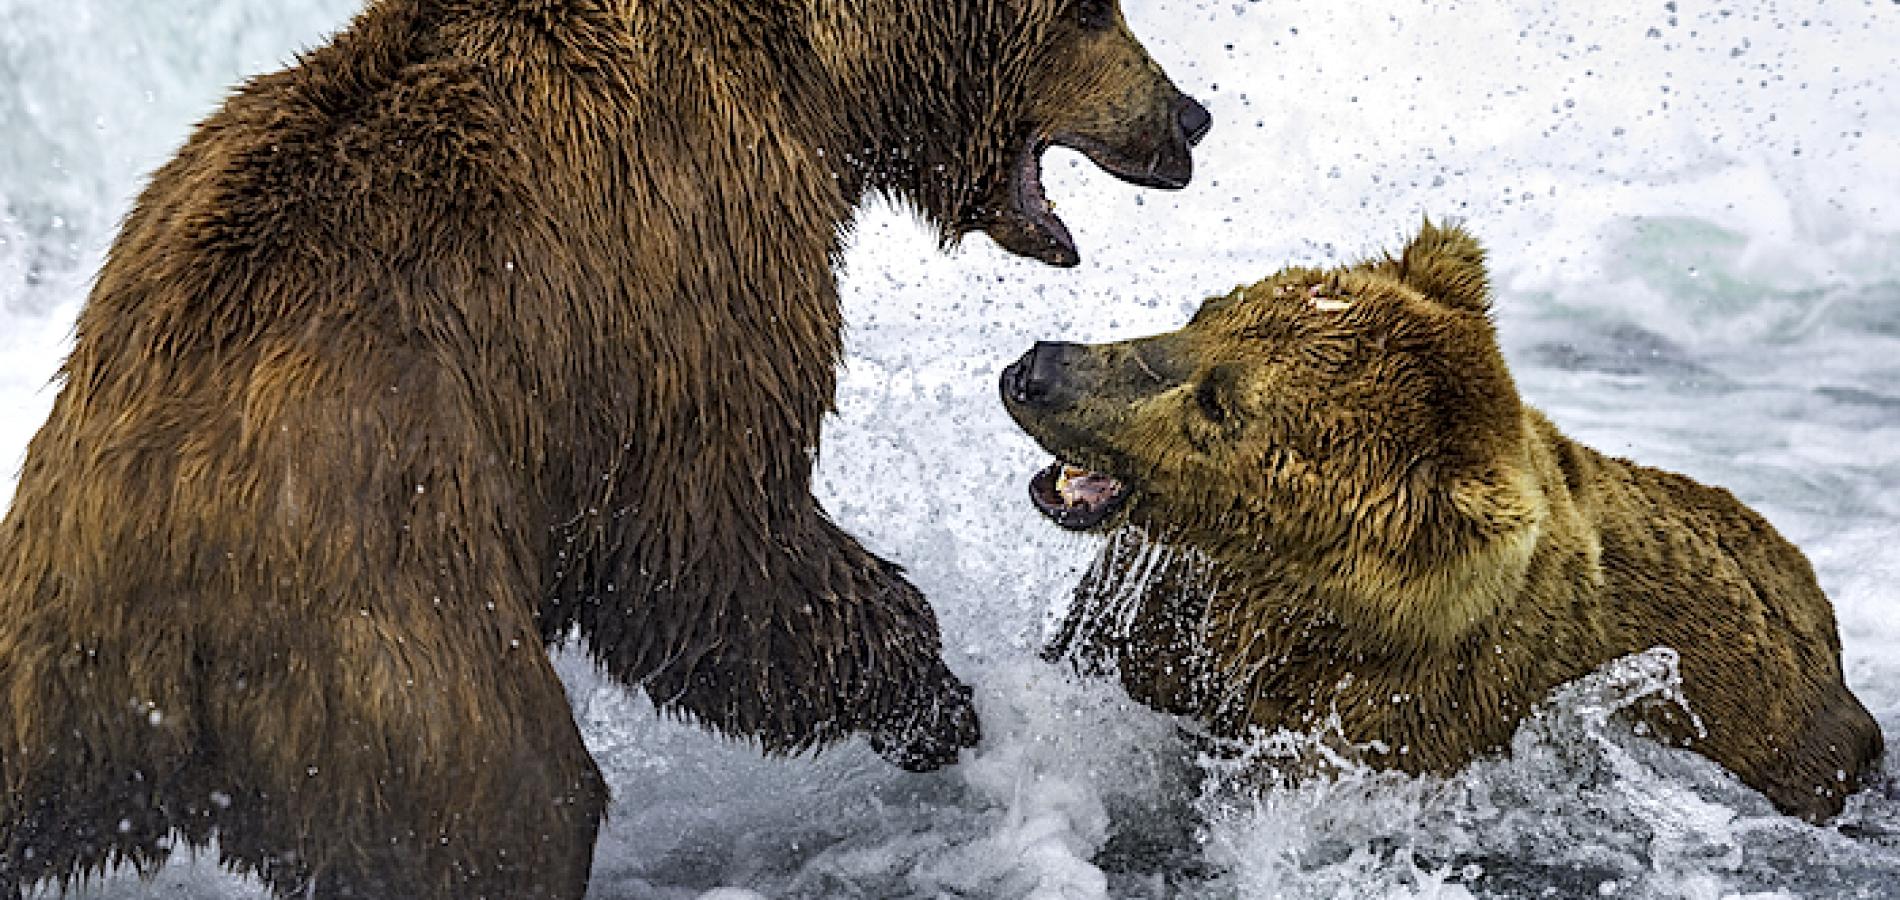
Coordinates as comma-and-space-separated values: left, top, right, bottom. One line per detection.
866, 668, 981, 772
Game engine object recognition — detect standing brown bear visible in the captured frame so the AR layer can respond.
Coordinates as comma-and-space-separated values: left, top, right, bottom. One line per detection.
1002, 222, 1883, 823
0, 1, 1208, 897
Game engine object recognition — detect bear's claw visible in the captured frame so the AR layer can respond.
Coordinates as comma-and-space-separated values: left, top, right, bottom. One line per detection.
866, 672, 982, 772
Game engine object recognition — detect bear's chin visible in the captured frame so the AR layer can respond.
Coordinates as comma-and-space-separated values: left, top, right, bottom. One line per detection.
1028, 461, 1129, 531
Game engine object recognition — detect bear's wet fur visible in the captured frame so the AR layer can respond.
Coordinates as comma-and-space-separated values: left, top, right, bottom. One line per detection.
0, 0, 1205, 896
1002, 221, 1884, 822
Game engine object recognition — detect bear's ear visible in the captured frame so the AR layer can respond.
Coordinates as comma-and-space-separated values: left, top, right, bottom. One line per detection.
1392, 219, 1490, 313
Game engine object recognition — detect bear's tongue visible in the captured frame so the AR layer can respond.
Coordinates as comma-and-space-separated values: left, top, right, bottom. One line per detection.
984, 143, 1079, 268
1028, 461, 1128, 531
1056, 465, 1121, 506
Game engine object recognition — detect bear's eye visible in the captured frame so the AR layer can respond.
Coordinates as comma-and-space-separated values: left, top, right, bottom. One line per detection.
1194, 377, 1228, 424
1075, 0, 1115, 30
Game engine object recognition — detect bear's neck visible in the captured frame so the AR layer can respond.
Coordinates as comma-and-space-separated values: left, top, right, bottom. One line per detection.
1216, 529, 1539, 660
793, 0, 1030, 237
420, 0, 1014, 240
1222, 412, 1597, 657
1217, 409, 1615, 691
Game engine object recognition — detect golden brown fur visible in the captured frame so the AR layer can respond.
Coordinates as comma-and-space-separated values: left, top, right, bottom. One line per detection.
1002, 222, 1884, 822
0, 0, 1205, 896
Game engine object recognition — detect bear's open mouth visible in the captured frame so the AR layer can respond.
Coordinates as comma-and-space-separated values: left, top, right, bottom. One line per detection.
987, 128, 1196, 269
1029, 461, 1129, 531
985, 140, 1080, 269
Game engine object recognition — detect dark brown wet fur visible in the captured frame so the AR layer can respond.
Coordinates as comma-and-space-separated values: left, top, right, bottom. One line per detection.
1007, 222, 1885, 823
0, 0, 1203, 896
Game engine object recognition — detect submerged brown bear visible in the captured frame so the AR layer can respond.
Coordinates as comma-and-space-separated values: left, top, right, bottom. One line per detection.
1001, 222, 1884, 822
0, 1, 1207, 897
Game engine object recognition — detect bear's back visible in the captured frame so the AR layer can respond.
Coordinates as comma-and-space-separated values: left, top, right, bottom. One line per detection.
1555, 426, 1881, 820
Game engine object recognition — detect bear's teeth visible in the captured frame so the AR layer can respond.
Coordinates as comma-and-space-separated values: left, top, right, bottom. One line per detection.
1057, 465, 1092, 506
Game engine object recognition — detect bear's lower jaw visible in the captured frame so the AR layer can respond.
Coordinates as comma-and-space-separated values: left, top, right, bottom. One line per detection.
1029, 461, 1129, 531
982, 141, 1080, 267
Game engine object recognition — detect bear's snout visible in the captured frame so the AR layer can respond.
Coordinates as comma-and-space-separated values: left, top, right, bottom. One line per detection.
1176, 95, 1213, 147
1002, 341, 1087, 409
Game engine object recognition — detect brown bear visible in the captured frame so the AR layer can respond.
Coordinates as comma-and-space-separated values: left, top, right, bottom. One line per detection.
0, 1, 1208, 897
1000, 222, 1884, 823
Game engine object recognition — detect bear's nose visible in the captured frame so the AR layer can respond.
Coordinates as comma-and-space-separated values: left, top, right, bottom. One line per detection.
1002, 341, 1082, 407
1176, 96, 1212, 146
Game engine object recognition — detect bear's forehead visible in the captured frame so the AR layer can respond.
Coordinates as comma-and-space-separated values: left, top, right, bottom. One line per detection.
1193, 270, 1411, 336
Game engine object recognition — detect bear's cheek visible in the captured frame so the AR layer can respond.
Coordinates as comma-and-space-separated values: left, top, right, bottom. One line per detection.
1176, 414, 1232, 456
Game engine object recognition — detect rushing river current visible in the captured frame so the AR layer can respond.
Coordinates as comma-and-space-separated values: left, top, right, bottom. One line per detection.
3, 1, 1897, 897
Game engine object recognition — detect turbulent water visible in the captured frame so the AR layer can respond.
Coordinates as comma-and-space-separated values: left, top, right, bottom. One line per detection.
3, 1, 1898, 897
